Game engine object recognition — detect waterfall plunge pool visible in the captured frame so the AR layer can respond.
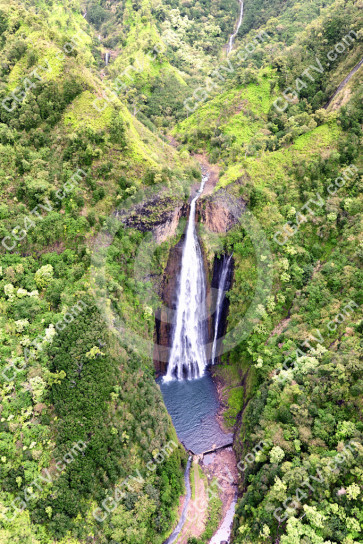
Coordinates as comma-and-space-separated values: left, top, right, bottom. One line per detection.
158, 372, 233, 455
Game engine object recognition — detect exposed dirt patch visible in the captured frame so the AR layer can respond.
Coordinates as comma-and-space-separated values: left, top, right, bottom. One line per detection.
174, 449, 238, 544
167, 135, 179, 148
267, 316, 291, 342
193, 153, 220, 195
203, 447, 238, 506
166, 135, 220, 196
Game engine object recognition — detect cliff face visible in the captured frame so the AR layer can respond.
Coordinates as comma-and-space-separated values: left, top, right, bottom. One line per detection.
196, 189, 246, 233
153, 206, 184, 243
116, 194, 189, 243
153, 235, 185, 375
210, 255, 234, 359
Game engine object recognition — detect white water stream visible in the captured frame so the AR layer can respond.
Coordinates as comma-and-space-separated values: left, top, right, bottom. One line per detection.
227, 0, 244, 54
164, 174, 208, 382
163, 456, 192, 544
210, 496, 237, 544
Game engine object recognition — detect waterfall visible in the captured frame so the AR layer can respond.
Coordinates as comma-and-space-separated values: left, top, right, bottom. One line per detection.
164, 175, 208, 382
211, 255, 233, 364
105, 52, 110, 65
227, 0, 244, 55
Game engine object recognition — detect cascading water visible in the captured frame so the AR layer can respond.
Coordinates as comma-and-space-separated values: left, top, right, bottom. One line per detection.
211, 254, 233, 364
227, 0, 244, 54
164, 174, 208, 382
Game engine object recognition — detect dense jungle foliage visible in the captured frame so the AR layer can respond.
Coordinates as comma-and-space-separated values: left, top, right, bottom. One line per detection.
0, 0, 362, 542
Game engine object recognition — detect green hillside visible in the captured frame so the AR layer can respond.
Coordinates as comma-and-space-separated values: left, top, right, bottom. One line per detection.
0, 1, 191, 542
0, 0, 362, 542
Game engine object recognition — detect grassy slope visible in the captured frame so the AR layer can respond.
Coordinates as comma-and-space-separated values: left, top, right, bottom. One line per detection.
90, 0, 240, 127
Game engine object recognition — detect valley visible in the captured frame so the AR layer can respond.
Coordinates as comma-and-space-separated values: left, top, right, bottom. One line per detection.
0, 0, 361, 543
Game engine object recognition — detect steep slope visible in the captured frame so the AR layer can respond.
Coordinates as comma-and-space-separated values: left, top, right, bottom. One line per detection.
0, 1, 192, 543
84, 0, 240, 127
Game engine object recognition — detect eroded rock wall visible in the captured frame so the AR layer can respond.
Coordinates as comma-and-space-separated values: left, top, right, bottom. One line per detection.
115, 193, 188, 243
153, 235, 184, 375
196, 189, 245, 233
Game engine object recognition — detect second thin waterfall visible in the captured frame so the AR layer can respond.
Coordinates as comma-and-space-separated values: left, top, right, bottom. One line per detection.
164, 175, 208, 382
211, 254, 233, 364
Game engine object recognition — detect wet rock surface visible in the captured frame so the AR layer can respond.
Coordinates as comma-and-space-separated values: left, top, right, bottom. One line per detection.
153, 235, 184, 375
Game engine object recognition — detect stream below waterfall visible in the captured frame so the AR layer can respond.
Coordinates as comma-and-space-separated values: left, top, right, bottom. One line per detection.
163, 457, 192, 544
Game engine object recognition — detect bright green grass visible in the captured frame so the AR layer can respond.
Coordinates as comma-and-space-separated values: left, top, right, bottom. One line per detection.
217, 121, 341, 190
7, 45, 65, 90
292, 122, 341, 151
224, 386, 244, 427
63, 90, 113, 130
200, 486, 223, 543
242, 76, 273, 115
190, 462, 196, 500
216, 163, 246, 189
223, 112, 261, 146
213, 363, 241, 388
175, 68, 275, 141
